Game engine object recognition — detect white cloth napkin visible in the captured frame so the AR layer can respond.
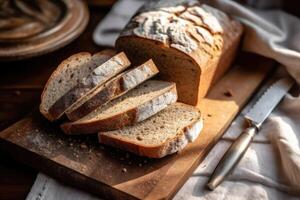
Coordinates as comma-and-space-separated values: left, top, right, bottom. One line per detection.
27, 0, 300, 199
93, 0, 145, 47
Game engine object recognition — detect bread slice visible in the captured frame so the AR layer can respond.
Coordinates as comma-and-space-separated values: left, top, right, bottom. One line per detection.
40, 49, 117, 121
61, 80, 177, 134
44, 51, 131, 121
98, 103, 203, 158
65, 59, 159, 121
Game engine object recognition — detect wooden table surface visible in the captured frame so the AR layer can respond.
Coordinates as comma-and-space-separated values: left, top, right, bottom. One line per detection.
0, 2, 298, 200
0, 5, 111, 200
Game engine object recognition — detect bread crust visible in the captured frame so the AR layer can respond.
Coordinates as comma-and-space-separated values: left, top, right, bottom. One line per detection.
61, 82, 177, 134
66, 59, 159, 121
98, 112, 203, 158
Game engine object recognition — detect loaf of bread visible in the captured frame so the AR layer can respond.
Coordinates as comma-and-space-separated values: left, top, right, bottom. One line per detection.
98, 102, 202, 158
116, 0, 243, 106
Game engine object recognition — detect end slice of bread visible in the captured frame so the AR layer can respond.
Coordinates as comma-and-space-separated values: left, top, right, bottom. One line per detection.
61, 80, 177, 134
98, 103, 203, 158
43, 51, 131, 121
65, 59, 159, 121
40, 49, 116, 121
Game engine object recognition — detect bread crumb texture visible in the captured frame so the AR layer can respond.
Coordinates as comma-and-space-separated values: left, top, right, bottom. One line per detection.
101, 103, 201, 146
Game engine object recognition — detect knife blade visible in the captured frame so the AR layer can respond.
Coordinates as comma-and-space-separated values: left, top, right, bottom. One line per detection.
207, 77, 294, 190
245, 77, 294, 127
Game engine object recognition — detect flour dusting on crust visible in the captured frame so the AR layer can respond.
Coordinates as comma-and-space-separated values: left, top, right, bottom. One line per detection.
121, 1, 232, 54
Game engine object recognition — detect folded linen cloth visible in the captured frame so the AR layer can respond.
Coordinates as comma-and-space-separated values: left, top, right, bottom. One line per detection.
27, 0, 300, 199
175, 92, 300, 200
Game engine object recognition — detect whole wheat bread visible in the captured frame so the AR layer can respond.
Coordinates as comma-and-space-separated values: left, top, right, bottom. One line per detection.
66, 59, 159, 121
40, 49, 117, 121
61, 80, 177, 134
98, 102, 202, 158
43, 51, 131, 121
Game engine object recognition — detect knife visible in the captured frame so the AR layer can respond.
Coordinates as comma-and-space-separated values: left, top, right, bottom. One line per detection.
207, 77, 295, 190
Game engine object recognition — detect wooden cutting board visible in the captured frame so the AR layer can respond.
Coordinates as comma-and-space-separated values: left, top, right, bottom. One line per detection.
0, 54, 273, 200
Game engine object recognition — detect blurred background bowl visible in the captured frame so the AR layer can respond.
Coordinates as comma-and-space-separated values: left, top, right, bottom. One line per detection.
0, 0, 89, 61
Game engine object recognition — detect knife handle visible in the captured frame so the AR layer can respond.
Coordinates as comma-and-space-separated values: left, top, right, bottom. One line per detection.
207, 126, 257, 190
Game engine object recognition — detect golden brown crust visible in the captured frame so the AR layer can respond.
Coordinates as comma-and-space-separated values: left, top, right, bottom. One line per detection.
61, 108, 138, 134
93, 49, 116, 57
116, 35, 199, 66
98, 134, 164, 158
116, 36, 203, 105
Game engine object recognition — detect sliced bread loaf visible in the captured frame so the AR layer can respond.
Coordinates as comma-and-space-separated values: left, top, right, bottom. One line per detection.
45, 51, 131, 121
61, 80, 177, 134
65, 59, 159, 121
98, 103, 203, 158
116, 1, 243, 106
40, 49, 116, 121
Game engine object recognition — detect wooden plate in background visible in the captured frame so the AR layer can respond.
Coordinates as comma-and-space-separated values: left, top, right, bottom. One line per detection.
0, 0, 89, 61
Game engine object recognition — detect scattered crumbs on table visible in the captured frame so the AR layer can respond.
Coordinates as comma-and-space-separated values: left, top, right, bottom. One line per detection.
80, 144, 87, 149
136, 136, 143, 141
122, 168, 127, 173
14, 90, 21, 96
80, 166, 87, 172
224, 89, 233, 97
